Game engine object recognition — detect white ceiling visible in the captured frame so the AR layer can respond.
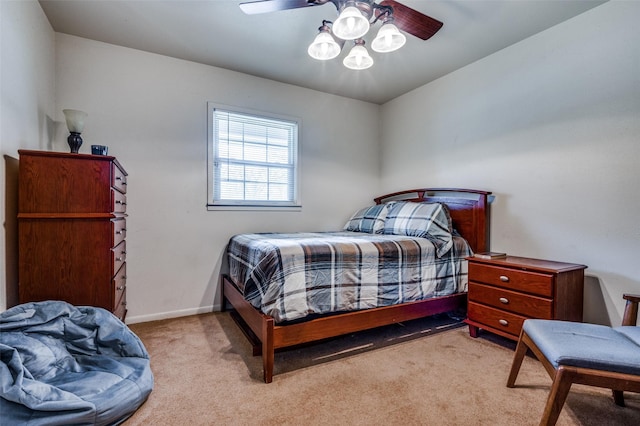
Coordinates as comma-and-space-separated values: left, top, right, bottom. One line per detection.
39, 0, 607, 104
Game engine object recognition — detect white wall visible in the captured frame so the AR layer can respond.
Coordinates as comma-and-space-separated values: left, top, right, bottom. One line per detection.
4, 1, 636, 326
380, 1, 640, 325
0, 0, 56, 311
53, 34, 380, 323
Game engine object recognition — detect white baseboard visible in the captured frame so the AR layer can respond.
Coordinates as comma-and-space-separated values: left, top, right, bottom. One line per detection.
125, 303, 222, 324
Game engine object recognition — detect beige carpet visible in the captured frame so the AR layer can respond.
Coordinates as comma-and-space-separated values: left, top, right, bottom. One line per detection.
124, 312, 639, 425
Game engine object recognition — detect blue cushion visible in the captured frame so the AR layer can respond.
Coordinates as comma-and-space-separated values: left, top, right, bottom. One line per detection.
523, 319, 640, 376
0, 301, 154, 426
615, 325, 640, 346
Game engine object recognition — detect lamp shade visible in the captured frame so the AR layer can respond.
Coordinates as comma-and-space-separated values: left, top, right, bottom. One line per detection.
343, 43, 373, 70
332, 6, 370, 40
371, 23, 406, 53
308, 31, 341, 60
63, 109, 88, 133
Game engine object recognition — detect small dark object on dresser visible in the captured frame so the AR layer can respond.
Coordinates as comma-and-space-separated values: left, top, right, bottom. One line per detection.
92, 144, 108, 155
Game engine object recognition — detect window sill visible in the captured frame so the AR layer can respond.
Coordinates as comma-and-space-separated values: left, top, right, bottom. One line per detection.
206, 204, 302, 212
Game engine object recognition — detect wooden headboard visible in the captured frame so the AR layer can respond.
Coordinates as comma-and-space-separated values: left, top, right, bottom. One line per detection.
374, 188, 491, 253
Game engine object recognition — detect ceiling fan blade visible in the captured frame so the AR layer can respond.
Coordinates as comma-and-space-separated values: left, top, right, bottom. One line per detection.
240, 0, 318, 15
379, 0, 443, 41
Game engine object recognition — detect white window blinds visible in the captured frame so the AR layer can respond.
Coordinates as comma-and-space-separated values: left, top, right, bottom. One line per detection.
208, 104, 299, 208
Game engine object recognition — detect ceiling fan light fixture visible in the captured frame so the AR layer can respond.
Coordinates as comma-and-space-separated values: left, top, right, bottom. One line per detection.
308, 30, 341, 60
239, 0, 446, 71
332, 5, 370, 40
371, 22, 406, 53
343, 40, 373, 70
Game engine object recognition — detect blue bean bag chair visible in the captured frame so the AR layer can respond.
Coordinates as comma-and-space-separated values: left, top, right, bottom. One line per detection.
1, 301, 153, 425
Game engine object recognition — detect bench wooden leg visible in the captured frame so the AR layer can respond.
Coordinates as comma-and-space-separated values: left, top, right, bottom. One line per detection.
540, 367, 574, 426
507, 330, 530, 387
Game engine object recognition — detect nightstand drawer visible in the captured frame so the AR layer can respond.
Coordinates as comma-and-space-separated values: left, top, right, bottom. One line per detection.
468, 301, 528, 338
468, 282, 553, 318
468, 263, 554, 297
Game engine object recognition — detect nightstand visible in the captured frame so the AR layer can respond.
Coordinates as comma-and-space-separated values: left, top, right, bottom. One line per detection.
465, 256, 587, 341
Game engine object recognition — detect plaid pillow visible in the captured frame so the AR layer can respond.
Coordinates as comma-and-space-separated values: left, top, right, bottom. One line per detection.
383, 202, 453, 257
343, 204, 389, 234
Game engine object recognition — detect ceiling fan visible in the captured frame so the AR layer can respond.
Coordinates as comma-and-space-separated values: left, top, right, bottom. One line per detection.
239, 0, 443, 70
239, 0, 443, 41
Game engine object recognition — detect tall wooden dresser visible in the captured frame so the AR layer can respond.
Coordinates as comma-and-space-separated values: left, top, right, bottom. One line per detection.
18, 150, 129, 321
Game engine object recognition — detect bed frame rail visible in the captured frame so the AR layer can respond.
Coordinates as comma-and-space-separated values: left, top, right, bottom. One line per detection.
223, 276, 466, 383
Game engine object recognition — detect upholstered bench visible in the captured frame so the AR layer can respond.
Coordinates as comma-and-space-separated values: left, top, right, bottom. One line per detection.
523, 319, 640, 376
0, 301, 154, 425
507, 293, 640, 426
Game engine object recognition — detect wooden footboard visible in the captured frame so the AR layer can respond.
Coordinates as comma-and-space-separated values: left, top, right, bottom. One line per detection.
223, 275, 466, 383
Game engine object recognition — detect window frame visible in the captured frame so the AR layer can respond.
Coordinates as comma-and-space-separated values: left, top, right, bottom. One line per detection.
207, 102, 301, 211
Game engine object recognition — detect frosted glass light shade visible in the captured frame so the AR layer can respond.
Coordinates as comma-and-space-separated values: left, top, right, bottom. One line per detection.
371, 23, 406, 53
343, 44, 373, 70
63, 109, 88, 133
332, 6, 370, 40
308, 31, 341, 60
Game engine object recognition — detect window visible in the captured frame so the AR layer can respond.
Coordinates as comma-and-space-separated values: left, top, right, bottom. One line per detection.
207, 103, 300, 209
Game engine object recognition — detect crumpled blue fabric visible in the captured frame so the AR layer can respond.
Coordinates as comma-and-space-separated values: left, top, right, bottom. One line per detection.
1, 301, 153, 425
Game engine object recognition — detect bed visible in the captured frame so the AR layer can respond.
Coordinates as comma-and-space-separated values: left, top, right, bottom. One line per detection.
222, 188, 491, 382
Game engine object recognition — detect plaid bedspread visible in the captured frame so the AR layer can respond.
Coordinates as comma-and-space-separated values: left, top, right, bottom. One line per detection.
227, 232, 472, 323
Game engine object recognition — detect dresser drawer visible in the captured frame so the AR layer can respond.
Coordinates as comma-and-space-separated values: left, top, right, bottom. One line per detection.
469, 282, 553, 318
112, 240, 126, 272
468, 263, 554, 297
113, 289, 127, 321
113, 263, 127, 303
113, 264, 127, 321
112, 163, 128, 193
468, 301, 528, 338
112, 219, 126, 247
112, 190, 127, 213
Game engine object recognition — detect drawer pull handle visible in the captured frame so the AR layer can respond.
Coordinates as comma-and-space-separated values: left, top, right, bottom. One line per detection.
499, 275, 509, 282
115, 200, 127, 205
116, 257, 124, 261
117, 285, 125, 291
116, 177, 127, 185
122, 301, 127, 306
499, 297, 509, 304
499, 319, 509, 326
